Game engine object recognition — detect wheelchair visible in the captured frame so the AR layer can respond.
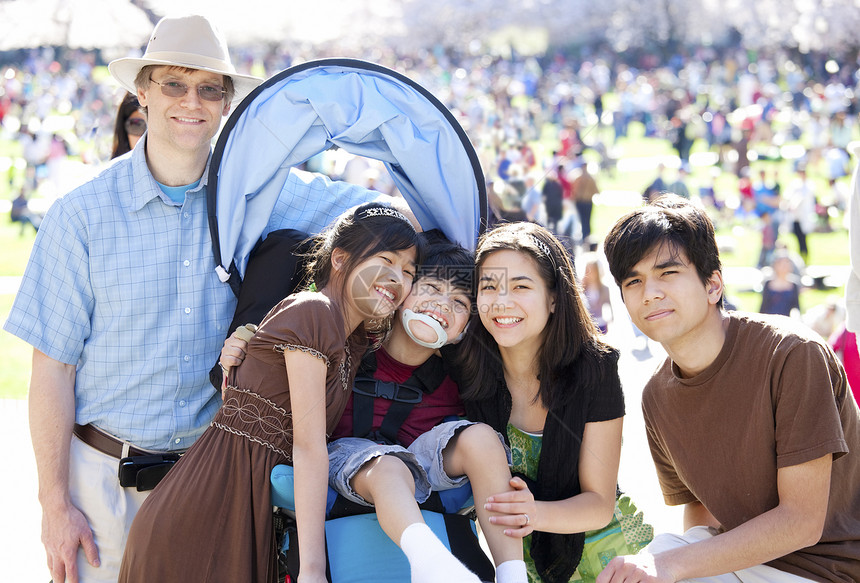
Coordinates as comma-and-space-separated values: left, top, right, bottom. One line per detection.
208, 59, 490, 583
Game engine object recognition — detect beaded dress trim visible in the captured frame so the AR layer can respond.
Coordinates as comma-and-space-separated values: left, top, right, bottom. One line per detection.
274, 343, 330, 367
214, 387, 292, 457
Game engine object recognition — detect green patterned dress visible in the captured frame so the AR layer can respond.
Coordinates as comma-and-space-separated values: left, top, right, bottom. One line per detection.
507, 424, 654, 583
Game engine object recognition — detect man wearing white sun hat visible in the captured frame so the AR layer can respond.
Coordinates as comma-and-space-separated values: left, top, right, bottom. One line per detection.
4, 14, 382, 583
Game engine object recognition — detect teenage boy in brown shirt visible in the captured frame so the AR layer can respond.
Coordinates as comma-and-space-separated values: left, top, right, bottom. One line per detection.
597, 195, 860, 583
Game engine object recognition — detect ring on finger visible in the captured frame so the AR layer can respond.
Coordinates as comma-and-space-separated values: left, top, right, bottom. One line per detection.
523, 513, 530, 526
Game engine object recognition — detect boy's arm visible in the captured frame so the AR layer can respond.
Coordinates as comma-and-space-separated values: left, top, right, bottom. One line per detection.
219, 324, 255, 371
683, 501, 720, 531
598, 453, 832, 583
218, 325, 254, 398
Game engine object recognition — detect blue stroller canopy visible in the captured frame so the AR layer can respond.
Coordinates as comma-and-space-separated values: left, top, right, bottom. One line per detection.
208, 58, 487, 286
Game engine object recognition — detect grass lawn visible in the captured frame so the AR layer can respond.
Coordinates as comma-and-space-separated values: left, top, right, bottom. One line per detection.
579, 119, 850, 315
0, 217, 37, 399
0, 293, 32, 399
0, 220, 39, 275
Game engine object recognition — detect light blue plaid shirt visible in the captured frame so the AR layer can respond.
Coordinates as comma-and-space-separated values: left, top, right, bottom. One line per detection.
4, 142, 376, 450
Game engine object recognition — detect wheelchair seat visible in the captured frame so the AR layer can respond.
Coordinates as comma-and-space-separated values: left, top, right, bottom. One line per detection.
270, 464, 493, 583
270, 463, 475, 517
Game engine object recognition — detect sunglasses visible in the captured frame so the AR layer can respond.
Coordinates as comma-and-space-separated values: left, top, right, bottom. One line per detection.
149, 77, 227, 102
124, 117, 146, 136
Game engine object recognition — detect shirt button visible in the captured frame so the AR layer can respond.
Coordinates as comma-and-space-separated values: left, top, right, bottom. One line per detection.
179, 400, 187, 407
183, 355, 191, 362
184, 260, 191, 267
184, 212, 190, 219
174, 438, 182, 445
184, 307, 191, 314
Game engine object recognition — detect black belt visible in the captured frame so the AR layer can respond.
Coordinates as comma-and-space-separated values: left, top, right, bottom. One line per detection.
73, 423, 150, 458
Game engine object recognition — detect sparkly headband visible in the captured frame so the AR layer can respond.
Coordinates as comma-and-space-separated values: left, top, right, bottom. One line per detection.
529, 234, 554, 260
355, 205, 415, 231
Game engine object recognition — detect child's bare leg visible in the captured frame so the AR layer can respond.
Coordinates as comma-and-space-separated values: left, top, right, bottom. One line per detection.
351, 454, 480, 583
351, 454, 423, 542
442, 423, 523, 567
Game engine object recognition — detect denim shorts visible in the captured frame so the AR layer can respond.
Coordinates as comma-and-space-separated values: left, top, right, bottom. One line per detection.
327, 419, 509, 507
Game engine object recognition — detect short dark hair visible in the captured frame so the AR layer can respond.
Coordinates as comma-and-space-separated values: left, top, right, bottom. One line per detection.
415, 229, 474, 300
603, 194, 723, 307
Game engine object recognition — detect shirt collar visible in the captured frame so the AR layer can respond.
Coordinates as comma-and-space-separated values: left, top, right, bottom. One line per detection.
129, 136, 211, 211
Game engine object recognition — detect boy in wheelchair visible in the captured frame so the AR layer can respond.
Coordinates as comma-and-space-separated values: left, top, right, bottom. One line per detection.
232, 230, 527, 583
322, 230, 527, 583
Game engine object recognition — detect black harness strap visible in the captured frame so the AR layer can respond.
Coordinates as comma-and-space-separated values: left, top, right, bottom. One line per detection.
351, 351, 448, 445
444, 513, 495, 582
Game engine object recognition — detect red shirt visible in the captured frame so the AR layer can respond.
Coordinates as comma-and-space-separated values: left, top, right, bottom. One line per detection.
830, 326, 860, 406
739, 176, 754, 200
331, 347, 464, 446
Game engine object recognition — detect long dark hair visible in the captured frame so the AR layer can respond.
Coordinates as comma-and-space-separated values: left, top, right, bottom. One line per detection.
458, 222, 612, 411
304, 202, 422, 297
111, 92, 142, 159
455, 222, 620, 582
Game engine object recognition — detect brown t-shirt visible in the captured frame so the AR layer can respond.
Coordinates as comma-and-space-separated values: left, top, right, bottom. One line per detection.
572, 171, 599, 203
643, 312, 860, 582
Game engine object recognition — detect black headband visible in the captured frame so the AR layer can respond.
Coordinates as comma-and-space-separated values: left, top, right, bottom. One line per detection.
355, 204, 415, 231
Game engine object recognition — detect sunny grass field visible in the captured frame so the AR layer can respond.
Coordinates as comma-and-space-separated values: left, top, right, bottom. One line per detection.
0, 123, 850, 399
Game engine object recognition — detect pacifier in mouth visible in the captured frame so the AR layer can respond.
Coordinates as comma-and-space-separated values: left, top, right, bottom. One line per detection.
401, 308, 448, 349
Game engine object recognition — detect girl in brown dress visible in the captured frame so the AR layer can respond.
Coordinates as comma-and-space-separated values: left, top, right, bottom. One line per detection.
119, 203, 421, 583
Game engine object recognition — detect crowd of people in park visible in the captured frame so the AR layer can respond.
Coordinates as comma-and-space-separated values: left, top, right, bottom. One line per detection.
3, 32, 857, 308
1, 12, 859, 583
2, 35, 858, 192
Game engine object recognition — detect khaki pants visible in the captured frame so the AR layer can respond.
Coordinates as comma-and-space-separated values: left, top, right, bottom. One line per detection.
647, 526, 815, 583
69, 435, 150, 582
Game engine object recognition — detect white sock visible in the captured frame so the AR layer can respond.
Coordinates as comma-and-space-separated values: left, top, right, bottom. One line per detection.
400, 522, 481, 583
495, 559, 528, 583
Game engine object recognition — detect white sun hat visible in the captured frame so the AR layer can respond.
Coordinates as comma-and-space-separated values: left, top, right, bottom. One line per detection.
108, 14, 262, 106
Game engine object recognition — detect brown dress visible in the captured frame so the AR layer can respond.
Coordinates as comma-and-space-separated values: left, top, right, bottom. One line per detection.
119, 292, 365, 583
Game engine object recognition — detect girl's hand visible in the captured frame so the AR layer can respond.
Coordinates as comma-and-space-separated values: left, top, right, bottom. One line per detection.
484, 476, 538, 538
